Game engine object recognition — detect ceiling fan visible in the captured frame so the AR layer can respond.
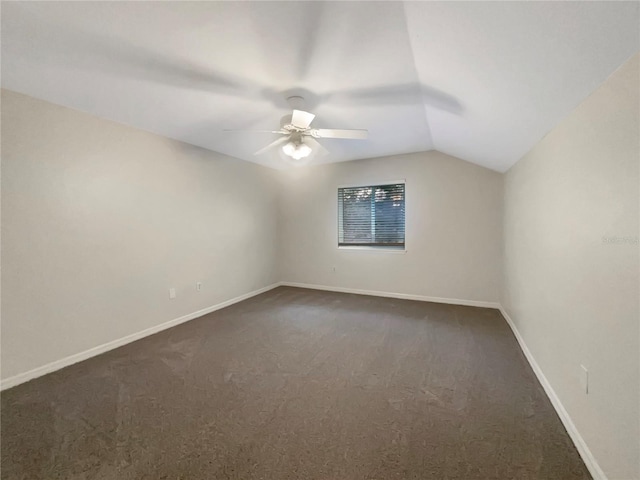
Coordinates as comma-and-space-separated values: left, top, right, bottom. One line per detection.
227, 96, 368, 161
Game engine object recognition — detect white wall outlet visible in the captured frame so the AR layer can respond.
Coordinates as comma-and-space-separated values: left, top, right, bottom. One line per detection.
169, 288, 176, 299
332, 266, 337, 273
196, 282, 202, 291
580, 364, 589, 394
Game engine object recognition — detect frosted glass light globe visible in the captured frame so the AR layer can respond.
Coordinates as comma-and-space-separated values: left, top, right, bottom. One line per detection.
283, 141, 312, 160
282, 142, 296, 157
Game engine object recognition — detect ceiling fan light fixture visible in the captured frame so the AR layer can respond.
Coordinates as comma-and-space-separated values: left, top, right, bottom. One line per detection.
282, 141, 296, 157
282, 141, 312, 160
242, 103, 367, 160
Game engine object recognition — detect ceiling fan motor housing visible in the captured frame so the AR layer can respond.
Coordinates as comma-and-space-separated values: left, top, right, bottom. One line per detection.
288, 132, 304, 145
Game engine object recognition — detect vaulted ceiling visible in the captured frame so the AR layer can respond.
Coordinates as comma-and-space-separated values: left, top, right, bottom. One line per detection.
2, 1, 638, 171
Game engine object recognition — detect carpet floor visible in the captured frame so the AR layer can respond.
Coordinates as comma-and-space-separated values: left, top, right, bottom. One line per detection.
1, 286, 590, 479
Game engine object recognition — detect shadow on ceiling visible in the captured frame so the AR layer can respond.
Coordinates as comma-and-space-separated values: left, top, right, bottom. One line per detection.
14, 12, 464, 116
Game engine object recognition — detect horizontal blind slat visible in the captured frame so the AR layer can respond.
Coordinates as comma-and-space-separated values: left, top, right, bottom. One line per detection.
338, 183, 404, 248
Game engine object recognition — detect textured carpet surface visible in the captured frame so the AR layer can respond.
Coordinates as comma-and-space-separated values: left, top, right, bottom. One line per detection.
1, 287, 590, 479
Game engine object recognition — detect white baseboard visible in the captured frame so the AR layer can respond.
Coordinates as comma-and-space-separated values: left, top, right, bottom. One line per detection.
280, 281, 500, 309
498, 306, 606, 480
0, 281, 605, 480
0, 282, 281, 391
282, 283, 604, 478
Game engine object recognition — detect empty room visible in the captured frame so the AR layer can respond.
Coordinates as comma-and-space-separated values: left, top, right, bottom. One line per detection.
1, 1, 638, 479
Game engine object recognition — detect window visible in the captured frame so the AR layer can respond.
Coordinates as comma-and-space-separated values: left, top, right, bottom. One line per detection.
338, 183, 405, 248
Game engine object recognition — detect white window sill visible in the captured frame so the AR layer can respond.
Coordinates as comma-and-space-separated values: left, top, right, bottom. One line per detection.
338, 246, 407, 254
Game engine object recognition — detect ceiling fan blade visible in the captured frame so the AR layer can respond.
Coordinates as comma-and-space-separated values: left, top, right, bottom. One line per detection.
312, 128, 368, 140
225, 129, 288, 134
305, 137, 329, 156
291, 109, 315, 129
254, 136, 290, 156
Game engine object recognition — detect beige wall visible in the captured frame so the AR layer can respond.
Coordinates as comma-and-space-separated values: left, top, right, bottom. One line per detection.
502, 53, 639, 479
3, 52, 638, 477
278, 152, 503, 303
1, 90, 280, 380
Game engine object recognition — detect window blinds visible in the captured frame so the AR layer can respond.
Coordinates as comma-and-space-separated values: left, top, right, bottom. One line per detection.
338, 183, 405, 247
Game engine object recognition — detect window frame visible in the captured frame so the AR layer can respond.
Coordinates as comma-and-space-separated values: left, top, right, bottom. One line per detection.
337, 180, 407, 252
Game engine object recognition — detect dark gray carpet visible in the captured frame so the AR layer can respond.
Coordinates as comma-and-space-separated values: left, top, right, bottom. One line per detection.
1, 286, 590, 479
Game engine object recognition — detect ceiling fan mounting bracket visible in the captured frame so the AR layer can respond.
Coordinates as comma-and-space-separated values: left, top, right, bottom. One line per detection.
286, 95, 306, 110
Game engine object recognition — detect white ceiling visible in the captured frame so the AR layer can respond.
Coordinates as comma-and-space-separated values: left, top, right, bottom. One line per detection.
2, 1, 638, 172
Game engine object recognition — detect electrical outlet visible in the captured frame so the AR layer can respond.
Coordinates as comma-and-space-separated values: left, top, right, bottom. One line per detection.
169, 288, 176, 299
196, 282, 202, 291
580, 365, 589, 394
332, 266, 336, 273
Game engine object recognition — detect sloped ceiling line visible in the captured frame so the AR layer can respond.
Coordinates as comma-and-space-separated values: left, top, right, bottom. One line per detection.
1, 1, 638, 171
